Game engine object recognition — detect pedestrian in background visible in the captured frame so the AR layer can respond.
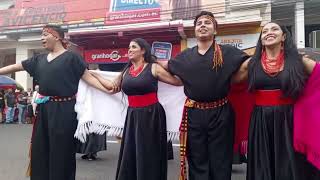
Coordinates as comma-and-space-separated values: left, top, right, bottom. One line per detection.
0, 90, 5, 123
4, 88, 15, 124
17, 90, 28, 124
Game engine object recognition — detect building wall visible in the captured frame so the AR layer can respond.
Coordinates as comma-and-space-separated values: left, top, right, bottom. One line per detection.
184, 0, 269, 50
272, 0, 320, 47
15, 42, 43, 90
0, 40, 43, 90
227, 0, 271, 25
0, 0, 273, 89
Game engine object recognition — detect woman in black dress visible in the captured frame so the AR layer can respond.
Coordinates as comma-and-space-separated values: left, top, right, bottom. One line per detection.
241, 22, 319, 180
94, 38, 182, 180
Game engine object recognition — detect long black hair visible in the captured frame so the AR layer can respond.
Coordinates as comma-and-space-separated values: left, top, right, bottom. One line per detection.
248, 22, 307, 99
118, 38, 156, 85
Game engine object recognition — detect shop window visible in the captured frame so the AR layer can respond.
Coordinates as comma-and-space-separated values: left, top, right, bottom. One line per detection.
309, 30, 320, 48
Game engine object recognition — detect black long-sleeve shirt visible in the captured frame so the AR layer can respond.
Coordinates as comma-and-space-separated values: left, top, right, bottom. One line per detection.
168, 44, 249, 102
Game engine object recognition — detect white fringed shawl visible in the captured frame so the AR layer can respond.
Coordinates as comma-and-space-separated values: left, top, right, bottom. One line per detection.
74, 70, 186, 142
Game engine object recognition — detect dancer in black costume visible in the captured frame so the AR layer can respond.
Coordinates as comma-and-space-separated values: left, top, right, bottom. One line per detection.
245, 22, 319, 180
231, 21, 320, 180
158, 11, 250, 180
93, 38, 182, 180
0, 24, 113, 180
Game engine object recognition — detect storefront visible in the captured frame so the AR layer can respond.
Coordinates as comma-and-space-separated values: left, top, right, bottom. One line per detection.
69, 22, 183, 71
0, 0, 108, 89
0, 0, 271, 89
186, 22, 261, 50
70, 21, 262, 70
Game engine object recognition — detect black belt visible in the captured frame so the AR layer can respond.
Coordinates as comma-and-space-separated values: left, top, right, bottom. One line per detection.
49, 95, 76, 102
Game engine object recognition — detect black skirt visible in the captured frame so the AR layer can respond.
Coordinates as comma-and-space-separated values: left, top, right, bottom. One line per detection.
116, 103, 167, 180
76, 133, 107, 154
247, 105, 300, 180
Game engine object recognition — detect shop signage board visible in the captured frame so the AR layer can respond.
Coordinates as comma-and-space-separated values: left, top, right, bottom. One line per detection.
151, 41, 172, 61
0, 0, 226, 33
84, 48, 129, 64
106, 0, 161, 25
215, 33, 260, 50
85, 42, 179, 64
0, 0, 108, 33
105, 0, 225, 25
187, 33, 260, 50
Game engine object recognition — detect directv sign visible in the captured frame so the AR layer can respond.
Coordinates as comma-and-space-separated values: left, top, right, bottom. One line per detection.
111, 0, 160, 11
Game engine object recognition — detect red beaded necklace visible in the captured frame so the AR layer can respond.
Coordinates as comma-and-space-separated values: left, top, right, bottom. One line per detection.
261, 50, 285, 77
129, 63, 145, 77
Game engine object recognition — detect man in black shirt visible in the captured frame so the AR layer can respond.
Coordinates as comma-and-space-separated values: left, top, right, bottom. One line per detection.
0, 25, 114, 180
159, 11, 250, 180
17, 90, 28, 124
4, 88, 16, 124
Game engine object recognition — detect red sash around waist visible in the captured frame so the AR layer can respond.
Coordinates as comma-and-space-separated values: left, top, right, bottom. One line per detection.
255, 90, 294, 106
128, 92, 158, 107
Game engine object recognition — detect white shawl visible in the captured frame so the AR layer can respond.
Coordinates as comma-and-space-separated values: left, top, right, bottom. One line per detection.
74, 70, 186, 142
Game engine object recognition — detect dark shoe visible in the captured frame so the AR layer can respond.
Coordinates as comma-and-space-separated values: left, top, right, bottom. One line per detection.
81, 154, 89, 160
167, 141, 174, 160
232, 153, 247, 164
88, 156, 96, 161
115, 136, 122, 143
88, 153, 97, 161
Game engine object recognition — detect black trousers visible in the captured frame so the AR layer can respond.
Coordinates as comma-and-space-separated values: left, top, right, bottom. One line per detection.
187, 103, 235, 180
31, 100, 78, 180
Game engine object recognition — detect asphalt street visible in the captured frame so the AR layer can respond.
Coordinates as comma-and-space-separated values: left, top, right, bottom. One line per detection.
0, 124, 246, 180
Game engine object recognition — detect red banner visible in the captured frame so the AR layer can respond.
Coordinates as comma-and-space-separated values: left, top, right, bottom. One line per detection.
84, 49, 129, 64
0, 0, 109, 29
84, 43, 180, 64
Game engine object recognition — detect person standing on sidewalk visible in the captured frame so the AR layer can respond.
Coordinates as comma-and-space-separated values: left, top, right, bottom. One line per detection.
0, 90, 5, 123
4, 88, 16, 124
17, 91, 28, 124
